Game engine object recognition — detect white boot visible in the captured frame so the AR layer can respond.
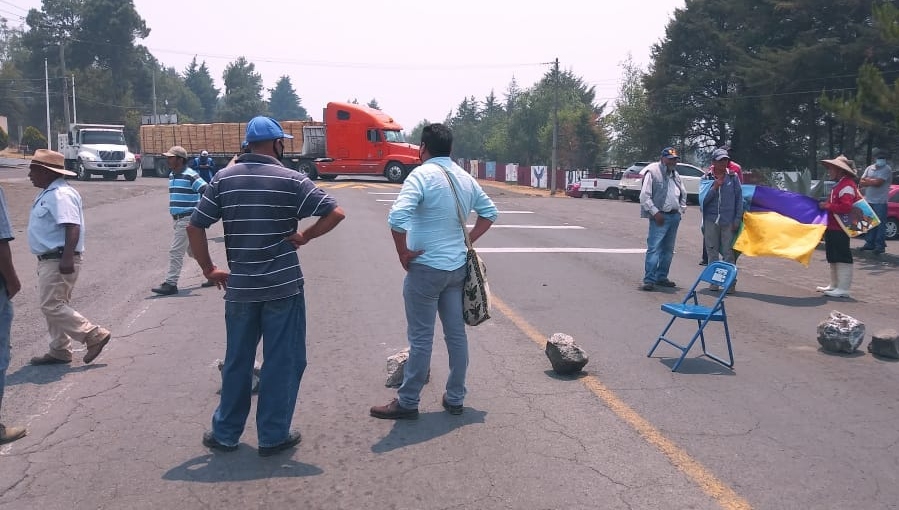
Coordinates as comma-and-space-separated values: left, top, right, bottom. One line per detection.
816, 264, 838, 292
823, 263, 853, 298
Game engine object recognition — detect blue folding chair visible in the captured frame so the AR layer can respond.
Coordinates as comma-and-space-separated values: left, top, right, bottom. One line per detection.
647, 261, 738, 372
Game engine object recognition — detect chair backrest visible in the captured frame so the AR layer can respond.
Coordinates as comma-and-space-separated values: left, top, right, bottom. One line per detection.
696, 261, 738, 290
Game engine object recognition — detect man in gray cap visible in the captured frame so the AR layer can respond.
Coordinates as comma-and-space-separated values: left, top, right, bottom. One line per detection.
187, 116, 345, 457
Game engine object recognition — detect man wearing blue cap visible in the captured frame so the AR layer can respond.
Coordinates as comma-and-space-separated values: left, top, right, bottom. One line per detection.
639, 147, 687, 291
187, 116, 345, 457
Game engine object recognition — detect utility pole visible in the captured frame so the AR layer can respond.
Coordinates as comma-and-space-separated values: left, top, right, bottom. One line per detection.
44, 58, 51, 150
60, 44, 71, 128
71, 74, 77, 124
550, 57, 559, 196
151, 70, 158, 124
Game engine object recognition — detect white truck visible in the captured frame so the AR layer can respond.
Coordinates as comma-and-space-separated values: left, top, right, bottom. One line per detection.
58, 124, 139, 181
575, 169, 624, 199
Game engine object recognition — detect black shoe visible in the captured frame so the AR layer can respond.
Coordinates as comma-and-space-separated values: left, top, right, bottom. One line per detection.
441, 394, 463, 415
151, 282, 178, 295
202, 431, 238, 452
698, 260, 708, 266
201, 280, 217, 288
640, 283, 655, 291
859, 245, 875, 251
657, 279, 676, 288
258, 430, 302, 457
370, 398, 419, 420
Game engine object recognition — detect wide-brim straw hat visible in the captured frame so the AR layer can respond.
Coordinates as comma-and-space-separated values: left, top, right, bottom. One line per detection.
30, 149, 76, 176
821, 155, 857, 178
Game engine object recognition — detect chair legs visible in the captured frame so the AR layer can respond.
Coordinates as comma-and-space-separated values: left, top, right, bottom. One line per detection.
648, 316, 734, 372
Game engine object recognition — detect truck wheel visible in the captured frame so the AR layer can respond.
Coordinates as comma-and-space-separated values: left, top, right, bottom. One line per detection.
604, 188, 619, 200
76, 161, 91, 181
155, 159, 168, 178
298, 161, 318, 180
384, 161, 406, 183
124, 170, 137, 181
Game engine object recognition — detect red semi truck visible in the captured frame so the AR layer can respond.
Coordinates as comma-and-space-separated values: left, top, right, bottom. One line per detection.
294, 102, 420, 183
139, 102, 420, 183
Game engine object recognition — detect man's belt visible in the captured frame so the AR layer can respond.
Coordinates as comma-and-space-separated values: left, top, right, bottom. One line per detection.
172, 211, 192, 220
37, 249, 81, 261
661, 210, 680, 214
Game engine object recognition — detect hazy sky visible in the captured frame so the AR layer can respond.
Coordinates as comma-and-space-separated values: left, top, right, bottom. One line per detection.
3, 0, 685, 130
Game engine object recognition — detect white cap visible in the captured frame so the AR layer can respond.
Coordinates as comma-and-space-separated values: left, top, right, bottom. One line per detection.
201, 150, 209, 157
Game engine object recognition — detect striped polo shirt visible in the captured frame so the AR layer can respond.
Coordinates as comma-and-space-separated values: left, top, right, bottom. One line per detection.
169, 168, 207, 216
190, 153, 338, 302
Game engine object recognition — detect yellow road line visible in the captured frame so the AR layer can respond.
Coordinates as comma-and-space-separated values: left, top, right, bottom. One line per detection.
491, 295, 753, 510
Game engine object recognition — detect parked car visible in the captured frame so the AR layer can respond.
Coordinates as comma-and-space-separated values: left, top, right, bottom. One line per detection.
885, 185, 899, 240
618, 161, 704, 204
565, 181, 584, 198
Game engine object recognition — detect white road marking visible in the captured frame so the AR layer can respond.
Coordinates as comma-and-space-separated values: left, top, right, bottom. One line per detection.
477, 247, 645, 254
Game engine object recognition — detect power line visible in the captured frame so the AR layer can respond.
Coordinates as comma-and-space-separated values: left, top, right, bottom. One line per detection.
0, 0, 28, 13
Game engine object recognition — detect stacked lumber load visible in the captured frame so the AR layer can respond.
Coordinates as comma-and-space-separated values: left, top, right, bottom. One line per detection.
139, 120, 319, 156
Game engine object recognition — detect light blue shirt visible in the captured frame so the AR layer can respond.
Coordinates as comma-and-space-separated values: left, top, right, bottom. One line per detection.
388, 157, 498, 271
28, 178, 85, 254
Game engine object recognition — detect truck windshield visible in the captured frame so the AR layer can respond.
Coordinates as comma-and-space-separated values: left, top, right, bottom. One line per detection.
82, 131, 125, 145
383, 130, 406, 143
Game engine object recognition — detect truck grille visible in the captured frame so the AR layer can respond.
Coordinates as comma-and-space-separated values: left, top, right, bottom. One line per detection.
100, 151, 124, 161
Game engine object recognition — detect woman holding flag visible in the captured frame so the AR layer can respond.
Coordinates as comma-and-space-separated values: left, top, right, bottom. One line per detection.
816, 155, 859, 298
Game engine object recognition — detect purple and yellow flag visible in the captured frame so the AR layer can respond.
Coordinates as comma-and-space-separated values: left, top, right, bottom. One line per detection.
732, 185, 827, 266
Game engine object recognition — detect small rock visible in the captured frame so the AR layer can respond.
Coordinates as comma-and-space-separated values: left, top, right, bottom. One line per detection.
385, 347, 429, 388
868, 329, 899, 359
216, 358, 261, 393
545, 333, 589, 375
816, 310, 865, 354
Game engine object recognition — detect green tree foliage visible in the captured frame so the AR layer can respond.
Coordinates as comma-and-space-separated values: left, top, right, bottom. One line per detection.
609, 56, 652, 165
21, 126, 47, 150
825, 2, 899, 157
184, 57, 220, 122
218, 57, 267, 122
0, 126, 8, 149
268, 76, 308, 120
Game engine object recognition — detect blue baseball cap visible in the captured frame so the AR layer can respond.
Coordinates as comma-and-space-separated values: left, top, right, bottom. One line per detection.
661, 147, 679, 159
245, 116, 294, 143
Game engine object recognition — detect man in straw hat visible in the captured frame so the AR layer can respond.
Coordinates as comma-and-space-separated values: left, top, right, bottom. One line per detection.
0, 166, 25, 443
27, 149, 112, 365
817, 154, 860, 298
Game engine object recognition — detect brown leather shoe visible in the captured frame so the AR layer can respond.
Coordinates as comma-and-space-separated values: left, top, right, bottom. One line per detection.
370, 398, 418, 420
30, 353, 71, 365
0, 424, 27, 444
83, 332, 111, 364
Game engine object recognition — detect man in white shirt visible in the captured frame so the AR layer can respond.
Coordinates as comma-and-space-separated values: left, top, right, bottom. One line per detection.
640, 147, 687, 291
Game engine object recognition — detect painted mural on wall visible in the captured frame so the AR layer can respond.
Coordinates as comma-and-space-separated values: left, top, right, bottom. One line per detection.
505, 163, 518, 183
531, 165, 547, 188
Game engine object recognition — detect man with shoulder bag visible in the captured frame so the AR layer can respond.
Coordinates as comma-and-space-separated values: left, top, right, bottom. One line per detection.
370, 123, 498, 420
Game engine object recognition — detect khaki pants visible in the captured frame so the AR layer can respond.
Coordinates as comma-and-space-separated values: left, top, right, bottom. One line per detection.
37, 257, 109, 361
165, 216, 193, 286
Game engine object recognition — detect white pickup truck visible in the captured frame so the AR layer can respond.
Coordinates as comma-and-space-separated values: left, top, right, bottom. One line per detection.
567, 169, 624, 199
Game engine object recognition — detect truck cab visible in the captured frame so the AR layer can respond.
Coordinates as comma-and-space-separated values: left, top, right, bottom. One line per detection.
299, 102, 420, 183
58, 123, 139, 181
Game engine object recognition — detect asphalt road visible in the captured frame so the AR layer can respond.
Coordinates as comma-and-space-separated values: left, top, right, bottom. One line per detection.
0, 169, 897, 510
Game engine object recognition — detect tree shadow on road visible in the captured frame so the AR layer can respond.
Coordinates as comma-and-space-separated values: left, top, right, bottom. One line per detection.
370, 408, 487, 454
162, 452, 323, 483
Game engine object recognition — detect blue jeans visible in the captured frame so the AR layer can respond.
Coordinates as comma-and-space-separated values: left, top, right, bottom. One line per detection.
0, 281, 11, 413
213, 293, 306, 448
863, 202, 888, 250
398, 263, 468, 409
644, 212, 682, 284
